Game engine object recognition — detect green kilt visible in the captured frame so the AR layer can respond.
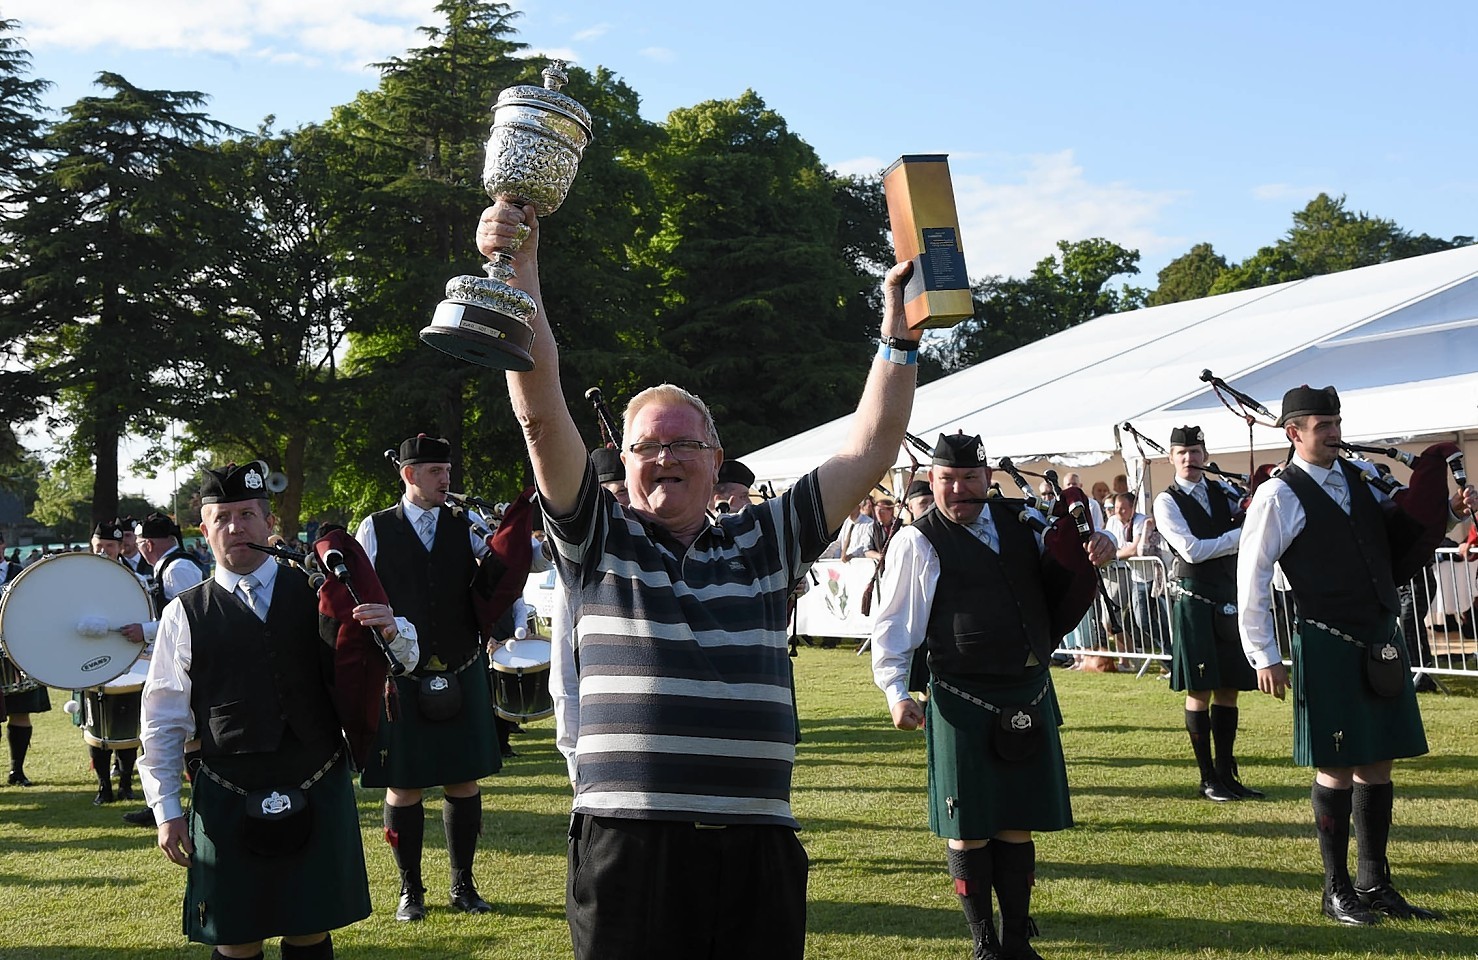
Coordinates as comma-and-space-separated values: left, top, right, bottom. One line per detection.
1169, 580, 1256, 693
0, 682, 50, 715
925, 668, 1073, 840
185, 752, 369, 945
1292, 617, 1427, 768
360, 650, 500, 789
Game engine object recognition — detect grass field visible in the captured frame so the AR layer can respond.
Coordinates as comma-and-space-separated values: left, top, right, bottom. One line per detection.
2, 650, 1477, 959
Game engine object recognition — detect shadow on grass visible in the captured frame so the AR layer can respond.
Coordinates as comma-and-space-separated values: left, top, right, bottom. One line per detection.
807, 898, 960, 939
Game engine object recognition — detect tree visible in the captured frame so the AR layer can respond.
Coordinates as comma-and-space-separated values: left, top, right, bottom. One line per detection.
1210, 193, 1474, 295
1146, 242, 1229, 306
318, 0, 532, 518
0, 18, 53, 428
939, 238, 1145, 371
161, 124, 361, 539
0, 73, 236, 524
636, 91, 874, 455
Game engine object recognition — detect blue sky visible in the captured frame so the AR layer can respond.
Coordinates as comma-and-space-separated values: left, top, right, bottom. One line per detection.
11, 0, 1476, 282
7, 1, 1476, 501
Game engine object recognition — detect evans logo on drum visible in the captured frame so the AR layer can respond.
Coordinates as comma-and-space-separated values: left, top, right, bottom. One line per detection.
81, 656, 113, 672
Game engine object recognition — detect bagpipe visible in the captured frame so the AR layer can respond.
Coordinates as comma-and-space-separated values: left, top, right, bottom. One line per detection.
248, 531, 401, 768
1182, 371, 1471, 582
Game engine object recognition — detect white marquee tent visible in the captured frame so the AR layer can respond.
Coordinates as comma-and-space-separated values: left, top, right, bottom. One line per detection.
738, 244, 1478, 487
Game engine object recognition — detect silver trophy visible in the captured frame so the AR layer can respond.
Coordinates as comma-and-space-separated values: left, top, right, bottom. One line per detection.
421, 61, 594, 369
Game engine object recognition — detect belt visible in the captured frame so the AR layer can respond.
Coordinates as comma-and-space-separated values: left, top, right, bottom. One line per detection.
197, 747, 342, 796
934, 678, 1050, 716
1169, 581, 1236, 616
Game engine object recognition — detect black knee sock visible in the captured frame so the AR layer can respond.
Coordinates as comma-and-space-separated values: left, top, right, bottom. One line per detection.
89, 746, 113, 790
1209, 704, 1239, 781
280, 932, 333, 959
6, 724, 31, 775
946, 845, 995, 942
383, 800, 425, 886
991, 839, 1039, 947
1185, 709, 1216, 782
444, 792, 483, 887
1312, 783, 1354, 889
115, 748, 137, 788
1352, 781, 1394, 889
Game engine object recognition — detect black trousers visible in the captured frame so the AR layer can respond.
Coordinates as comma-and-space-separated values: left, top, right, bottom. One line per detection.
567, 814, 808, 960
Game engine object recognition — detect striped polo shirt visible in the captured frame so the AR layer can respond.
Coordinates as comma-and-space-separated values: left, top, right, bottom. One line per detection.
547, 464, 831, 828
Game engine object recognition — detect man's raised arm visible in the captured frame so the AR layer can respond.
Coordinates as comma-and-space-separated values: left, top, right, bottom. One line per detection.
477, 200, 587, 516
814, 262, 919, 533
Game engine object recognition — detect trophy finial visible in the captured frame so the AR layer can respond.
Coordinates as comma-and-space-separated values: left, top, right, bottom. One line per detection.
542, 60, 569, 91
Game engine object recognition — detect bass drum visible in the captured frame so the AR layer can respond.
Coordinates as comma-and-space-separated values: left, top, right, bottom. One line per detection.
489, 636, 553, 722
0, 553, 152, 688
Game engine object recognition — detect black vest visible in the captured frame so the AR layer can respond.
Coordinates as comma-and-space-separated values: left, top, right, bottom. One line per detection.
1162, 480, 1239, 594
180, 568, 341, 769
370, 504, 479, 670
148, 547, 206, 614
915, 502, 1053, 680
1277, 461, 1399, 626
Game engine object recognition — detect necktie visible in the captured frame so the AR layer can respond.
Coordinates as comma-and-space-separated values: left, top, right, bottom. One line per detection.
239, 574, 267, 620
1326, 469, 1350, 515
973, 515, 999, 553
417, 511, 436, 550
1192, 482, 1210, 512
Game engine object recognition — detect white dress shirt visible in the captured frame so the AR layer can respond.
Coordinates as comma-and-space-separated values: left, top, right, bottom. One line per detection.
138, 556, 418, 824
1236, 455, 1385, 670
355, 497, 491, 566
1151, 476, 1242, 568
870, 508, 1044, 705
137, 546, 205, 642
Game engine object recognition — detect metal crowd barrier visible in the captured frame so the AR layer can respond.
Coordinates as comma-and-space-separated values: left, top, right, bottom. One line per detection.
1054, 548, 1478, 684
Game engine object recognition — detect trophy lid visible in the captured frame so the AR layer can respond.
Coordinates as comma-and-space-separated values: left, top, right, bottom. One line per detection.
494, 60, 593, 140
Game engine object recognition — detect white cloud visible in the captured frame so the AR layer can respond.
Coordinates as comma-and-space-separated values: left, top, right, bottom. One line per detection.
8, 0, 435, 73
639, 46, 675, 63
832, 149, 1181, 280
1251, 182, 1328, 202
831, 155, 887, 178
522, 46, 581, 67
572, 23, 611, 42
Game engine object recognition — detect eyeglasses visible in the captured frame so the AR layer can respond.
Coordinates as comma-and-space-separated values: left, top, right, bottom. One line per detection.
627, 439, 715, 462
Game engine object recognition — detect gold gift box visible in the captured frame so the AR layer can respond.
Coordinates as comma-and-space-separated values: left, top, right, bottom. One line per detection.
883, 154, 974, 330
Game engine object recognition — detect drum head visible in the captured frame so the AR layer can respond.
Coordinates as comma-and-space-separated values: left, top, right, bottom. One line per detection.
0, 553, 152, 688
491, 637, 551, 673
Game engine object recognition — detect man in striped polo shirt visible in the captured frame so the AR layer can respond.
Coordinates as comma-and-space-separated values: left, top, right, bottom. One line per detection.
478, 198, 919, 960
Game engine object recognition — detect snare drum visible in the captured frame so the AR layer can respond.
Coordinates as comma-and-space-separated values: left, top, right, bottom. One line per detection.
81, 663, 149, 750
489, 637, 553, 722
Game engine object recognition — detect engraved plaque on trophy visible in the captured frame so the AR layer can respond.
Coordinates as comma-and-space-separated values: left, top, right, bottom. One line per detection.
882, 154, 974, 330
421, 61, 594, 369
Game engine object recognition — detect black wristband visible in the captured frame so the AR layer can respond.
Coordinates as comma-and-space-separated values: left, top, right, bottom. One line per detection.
882, 335, 921, 351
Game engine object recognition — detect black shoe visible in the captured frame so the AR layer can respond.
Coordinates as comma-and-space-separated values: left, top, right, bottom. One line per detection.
500, 746, 518, 759
1222, 775, 1265, 799
1200, 778, 1239, 802
117, 784, 136, 801
7, 770, 32, 787
1356, 880, 1444, 920
1000, 917, 1044, 960
395, 883, 427, 922
507, 723, 525, 734
970, 919, 1004, 960
1322, 883, 1381, 926
449, 884, 494, 914
93, 788, 115, 806
122, 807, 155, 827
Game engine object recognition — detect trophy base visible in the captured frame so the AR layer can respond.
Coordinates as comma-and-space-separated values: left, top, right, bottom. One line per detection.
421, 298, 535, 371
